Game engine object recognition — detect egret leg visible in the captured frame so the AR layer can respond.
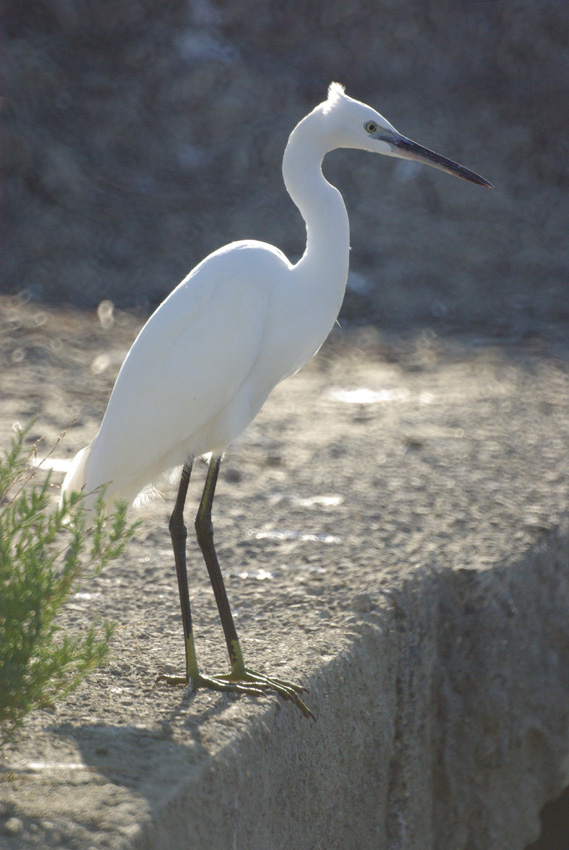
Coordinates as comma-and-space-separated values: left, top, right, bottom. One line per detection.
194, 456, 314, 720
161, 460, 313, 719
162, 461, 199, 685
162, 461, 266, 696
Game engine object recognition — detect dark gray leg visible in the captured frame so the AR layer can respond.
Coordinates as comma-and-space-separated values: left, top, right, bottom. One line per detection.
194, 456, 242, 667
167, 461, 199, 682
162, 456, 314, 719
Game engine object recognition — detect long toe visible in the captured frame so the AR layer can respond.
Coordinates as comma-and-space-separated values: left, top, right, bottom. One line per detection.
157, 672, 189, 686
244, 671, 308, 695
220, 668, 315, 720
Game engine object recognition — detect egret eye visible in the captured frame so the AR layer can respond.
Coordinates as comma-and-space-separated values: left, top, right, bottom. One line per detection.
365, 121, 378, 134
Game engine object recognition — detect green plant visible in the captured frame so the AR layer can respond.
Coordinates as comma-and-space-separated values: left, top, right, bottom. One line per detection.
0, 424, 138, 743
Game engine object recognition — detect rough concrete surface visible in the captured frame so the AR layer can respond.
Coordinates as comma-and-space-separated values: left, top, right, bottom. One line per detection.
1, 300, 569, 849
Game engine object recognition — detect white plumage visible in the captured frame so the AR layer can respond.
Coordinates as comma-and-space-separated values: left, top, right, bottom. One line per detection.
62, 83, 489, 509
60, 84, 490, 718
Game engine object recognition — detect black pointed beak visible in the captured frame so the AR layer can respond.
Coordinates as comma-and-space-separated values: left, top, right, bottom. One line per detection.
391, 135, 493, 188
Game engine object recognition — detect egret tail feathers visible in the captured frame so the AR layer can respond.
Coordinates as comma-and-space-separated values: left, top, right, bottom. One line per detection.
60, 445, 91, 507
31, 456, 73, 473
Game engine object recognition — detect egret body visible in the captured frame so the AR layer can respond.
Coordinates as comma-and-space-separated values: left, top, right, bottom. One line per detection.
62, 84, 491, 718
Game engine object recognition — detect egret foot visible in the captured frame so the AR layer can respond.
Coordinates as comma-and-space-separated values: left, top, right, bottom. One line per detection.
158, 666, 314, 720
217, 665, 315, 720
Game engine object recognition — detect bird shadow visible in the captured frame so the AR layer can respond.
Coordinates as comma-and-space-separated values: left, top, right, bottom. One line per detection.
50, 685, 279, 804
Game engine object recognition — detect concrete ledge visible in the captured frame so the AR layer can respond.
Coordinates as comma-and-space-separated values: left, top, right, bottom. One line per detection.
122, 528, 569, 850
5, 530, 568, 850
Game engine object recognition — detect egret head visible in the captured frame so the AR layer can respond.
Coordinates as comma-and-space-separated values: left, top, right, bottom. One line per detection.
319, 82, 492, 188
320, 83, 398, 153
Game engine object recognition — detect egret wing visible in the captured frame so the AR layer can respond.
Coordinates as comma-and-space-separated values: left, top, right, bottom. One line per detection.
88, 245, 275, 496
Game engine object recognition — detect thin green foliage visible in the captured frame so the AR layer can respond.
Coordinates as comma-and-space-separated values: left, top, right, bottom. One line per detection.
0, 424, 139, 743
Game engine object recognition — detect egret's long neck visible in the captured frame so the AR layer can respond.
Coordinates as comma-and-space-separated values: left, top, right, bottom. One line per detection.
282, 122, 350, 307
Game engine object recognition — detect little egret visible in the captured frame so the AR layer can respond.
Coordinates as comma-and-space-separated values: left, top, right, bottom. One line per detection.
62, 83, 491, 719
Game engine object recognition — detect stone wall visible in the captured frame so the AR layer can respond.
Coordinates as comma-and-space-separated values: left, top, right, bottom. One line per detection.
3, 1, 568, 331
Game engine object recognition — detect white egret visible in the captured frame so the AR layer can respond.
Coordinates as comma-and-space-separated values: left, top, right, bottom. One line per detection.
62, 83, 491, 719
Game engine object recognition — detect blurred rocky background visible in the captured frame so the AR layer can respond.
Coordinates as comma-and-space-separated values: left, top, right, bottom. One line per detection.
2, 0, 568, 334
